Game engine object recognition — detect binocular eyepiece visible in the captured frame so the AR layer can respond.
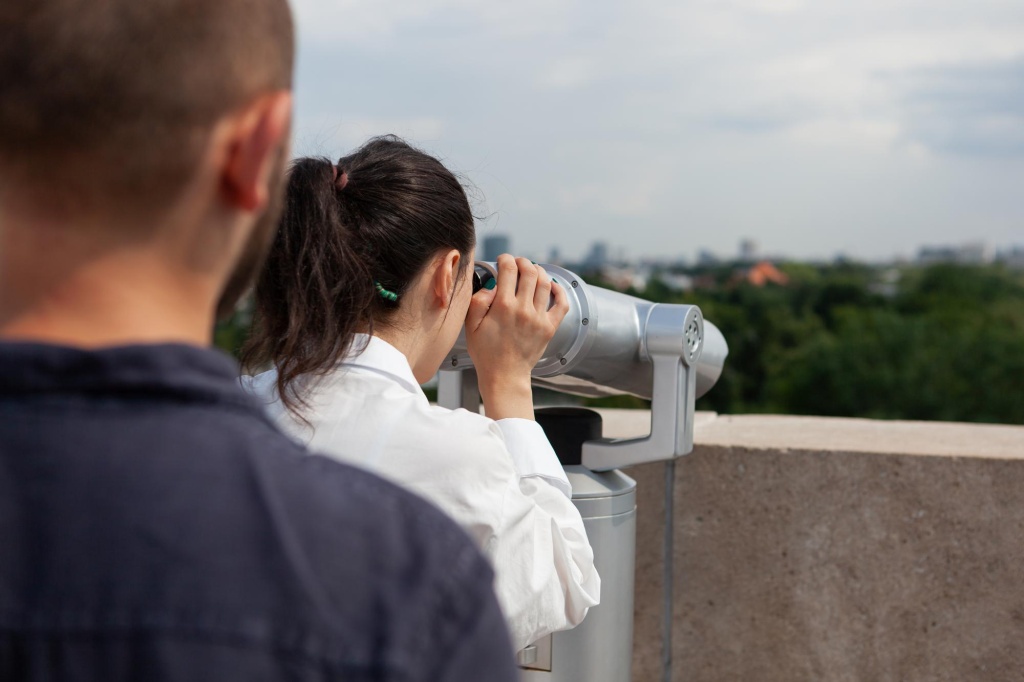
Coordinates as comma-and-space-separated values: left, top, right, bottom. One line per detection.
471, 265, 496, 294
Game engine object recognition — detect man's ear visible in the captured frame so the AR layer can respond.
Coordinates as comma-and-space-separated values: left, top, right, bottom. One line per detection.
220, 91, 292, 212
431, 250, 462, 308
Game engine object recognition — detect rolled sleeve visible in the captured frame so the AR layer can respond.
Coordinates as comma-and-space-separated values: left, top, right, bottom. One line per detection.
495, 418, 572, 499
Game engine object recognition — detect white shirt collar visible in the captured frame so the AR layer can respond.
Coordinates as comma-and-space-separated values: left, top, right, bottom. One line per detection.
342, 333, 422, 395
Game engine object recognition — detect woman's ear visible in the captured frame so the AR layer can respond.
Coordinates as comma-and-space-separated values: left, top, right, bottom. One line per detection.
430, 249, 462, 308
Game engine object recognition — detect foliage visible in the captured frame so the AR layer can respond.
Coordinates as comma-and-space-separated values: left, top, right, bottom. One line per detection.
632, 263, 1024, 424
213, 306, 252, 361
215, 263, 1024, 425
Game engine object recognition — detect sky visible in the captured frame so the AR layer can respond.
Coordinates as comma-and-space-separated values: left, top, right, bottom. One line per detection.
288, 0, 1024, 263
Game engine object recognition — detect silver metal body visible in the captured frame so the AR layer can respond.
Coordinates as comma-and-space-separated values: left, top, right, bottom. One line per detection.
520, 467, 637, 682
441, 263, 730, 470
446, 263, 727, 401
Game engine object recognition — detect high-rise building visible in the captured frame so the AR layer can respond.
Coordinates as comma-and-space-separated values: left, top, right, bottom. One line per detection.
998, 246, 1024, 270
697, 249, 719, 266
482, 234, 511, 261
739, 238, 759, 263
584, 241, 609, 269
917, 241, 994, 265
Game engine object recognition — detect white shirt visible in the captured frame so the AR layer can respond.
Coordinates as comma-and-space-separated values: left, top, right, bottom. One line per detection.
241, 334, 601, 651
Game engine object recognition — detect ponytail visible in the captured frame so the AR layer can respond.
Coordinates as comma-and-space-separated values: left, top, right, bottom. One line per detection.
241, 136, 476, 417
241, 156, 375, 415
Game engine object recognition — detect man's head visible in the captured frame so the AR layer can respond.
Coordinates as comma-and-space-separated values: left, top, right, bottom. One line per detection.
0, 0, 294, 207
0, 0, 294, 342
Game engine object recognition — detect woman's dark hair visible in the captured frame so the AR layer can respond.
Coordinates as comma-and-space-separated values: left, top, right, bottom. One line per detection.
241, 135, 476, 414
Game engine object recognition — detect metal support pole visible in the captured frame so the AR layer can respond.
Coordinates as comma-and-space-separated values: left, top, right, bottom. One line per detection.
437, 368, 480, 412
662, 459, 675, 682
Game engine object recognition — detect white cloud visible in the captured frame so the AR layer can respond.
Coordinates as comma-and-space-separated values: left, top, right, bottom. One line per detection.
537, 57, 597, 90
288, 0, 1024, 259
291, 0, 582, 48
557, 181, 658, 217
738, 0, 806, 14
292, 115, 445, 157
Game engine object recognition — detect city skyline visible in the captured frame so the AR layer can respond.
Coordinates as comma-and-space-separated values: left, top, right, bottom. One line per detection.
474, 233, 1024, 268
289, 0, 1024, 261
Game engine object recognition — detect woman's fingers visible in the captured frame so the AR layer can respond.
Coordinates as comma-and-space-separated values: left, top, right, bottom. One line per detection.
533, 267, 552, 312
494, 254, 519, 306
464, 258, 569, 392
514, 257, 539, 306
466, 287, 496, 331
484, 255, 559, 331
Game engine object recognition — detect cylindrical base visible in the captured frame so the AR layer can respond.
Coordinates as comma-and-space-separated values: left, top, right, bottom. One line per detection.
520, 408, 637, 682
520, 464, 637, 682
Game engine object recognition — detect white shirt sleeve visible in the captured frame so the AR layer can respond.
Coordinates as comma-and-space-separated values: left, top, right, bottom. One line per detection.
488, 450, 602, 651
454, 418, 599, 651
495, 418, 572, 499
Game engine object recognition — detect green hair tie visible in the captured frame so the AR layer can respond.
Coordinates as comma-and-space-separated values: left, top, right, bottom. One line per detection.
375, 281, 399, 303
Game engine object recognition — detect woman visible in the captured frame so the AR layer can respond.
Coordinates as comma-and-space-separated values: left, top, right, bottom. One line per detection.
240, 136, 600, 651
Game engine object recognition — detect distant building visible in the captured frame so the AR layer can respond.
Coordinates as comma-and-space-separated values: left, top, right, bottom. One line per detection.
739, 239, 759, 263
548, 246, 562, 265
869, 268, 902, 298
960, 242, 995, 264
584, 241, 609, 269
482, 234, 511, 261
917, 246, 956, 264
917, 242, 994, 265
738, 261, 789, 287
697, 249, 719, 267
639, 256, 689, 270
997, 246, 1024, 270
691, 274, 718, 289
658, 273, 694, 292
600, 265, 648, 291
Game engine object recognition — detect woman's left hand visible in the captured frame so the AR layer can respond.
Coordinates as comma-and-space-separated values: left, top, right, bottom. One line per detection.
464, 255, 570, 420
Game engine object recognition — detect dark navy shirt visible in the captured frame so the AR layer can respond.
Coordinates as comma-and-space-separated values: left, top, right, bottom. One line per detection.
0, 342, 517, 681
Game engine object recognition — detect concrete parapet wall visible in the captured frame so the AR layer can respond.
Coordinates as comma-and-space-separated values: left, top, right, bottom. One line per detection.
595, 411, 1024, 682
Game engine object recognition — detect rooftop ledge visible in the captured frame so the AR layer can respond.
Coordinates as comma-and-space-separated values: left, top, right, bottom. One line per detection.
596, 409, 1024, 460
588, 410, 1024, 682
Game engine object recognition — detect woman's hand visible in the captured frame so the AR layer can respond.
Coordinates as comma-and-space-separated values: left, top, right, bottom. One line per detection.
464, 254, 570, 420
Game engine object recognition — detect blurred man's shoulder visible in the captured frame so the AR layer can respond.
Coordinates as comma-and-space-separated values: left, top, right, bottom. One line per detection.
217, 428, 519, 679
0, 342, 517, 680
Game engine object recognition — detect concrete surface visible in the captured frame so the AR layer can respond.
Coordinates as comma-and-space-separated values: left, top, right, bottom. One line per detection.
595, 410, 1024, 682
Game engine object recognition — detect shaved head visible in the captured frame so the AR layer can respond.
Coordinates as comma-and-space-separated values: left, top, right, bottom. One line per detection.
0, 0, 294, 212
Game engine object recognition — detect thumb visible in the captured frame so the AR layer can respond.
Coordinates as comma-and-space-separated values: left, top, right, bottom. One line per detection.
466, 288, 497, 332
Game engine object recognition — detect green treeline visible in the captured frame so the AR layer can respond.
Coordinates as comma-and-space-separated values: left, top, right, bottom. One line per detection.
216, 262, 1024, 425
624, 263, 1024, 424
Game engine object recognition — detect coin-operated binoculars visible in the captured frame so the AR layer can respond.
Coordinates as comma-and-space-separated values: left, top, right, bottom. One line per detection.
439, 262, 728, 682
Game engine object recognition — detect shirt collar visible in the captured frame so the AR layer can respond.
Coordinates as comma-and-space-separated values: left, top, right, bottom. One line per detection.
342, 334, 423, 395
0, 341, 263, 414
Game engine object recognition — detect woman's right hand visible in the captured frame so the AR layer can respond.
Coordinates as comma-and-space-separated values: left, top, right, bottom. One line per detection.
464, 254, 570, 421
